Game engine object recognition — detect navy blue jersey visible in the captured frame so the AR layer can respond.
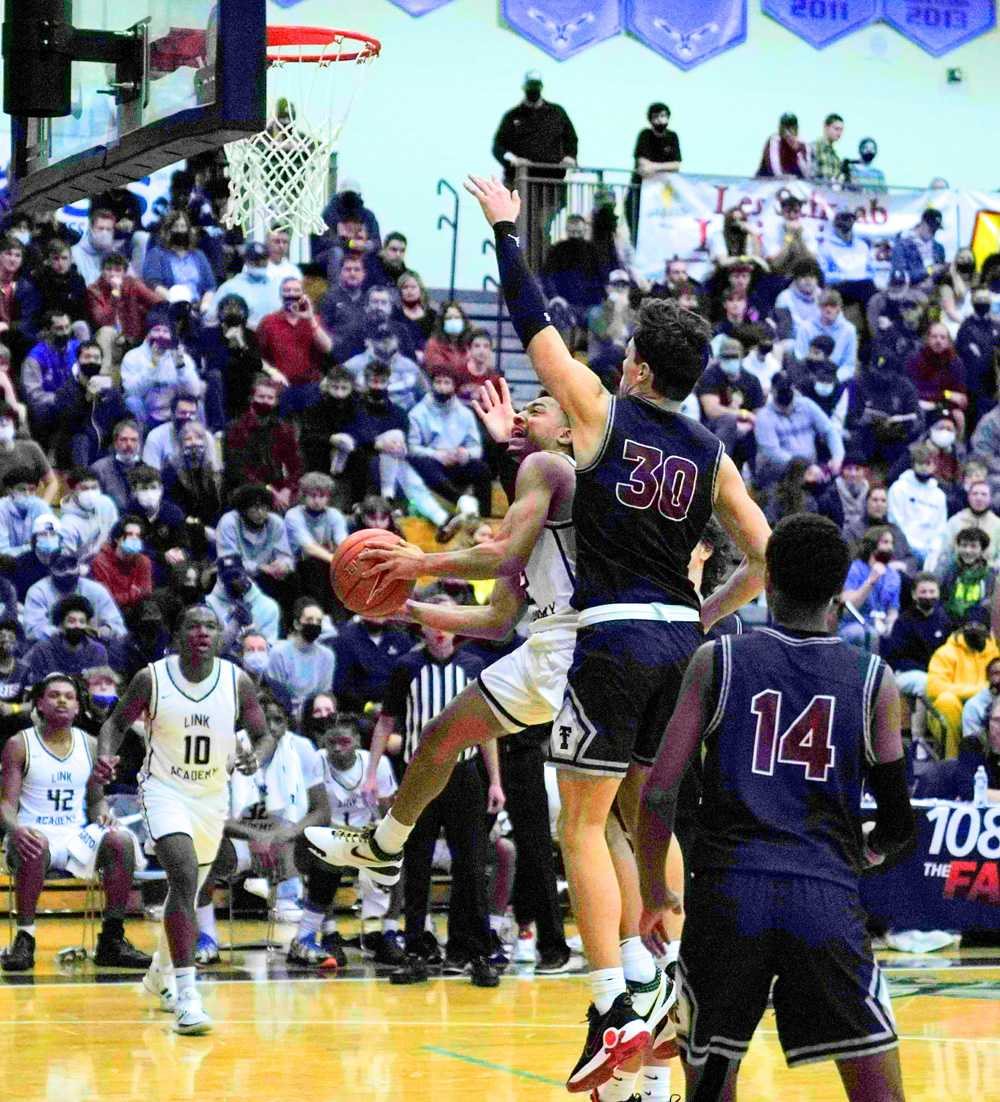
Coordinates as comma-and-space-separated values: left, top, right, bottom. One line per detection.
572, 396, 723, 611
694, 627, 886, 890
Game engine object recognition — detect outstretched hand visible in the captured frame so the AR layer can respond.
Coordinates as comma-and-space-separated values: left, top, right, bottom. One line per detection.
472, 377, 516, 444
463, 175, 521, 227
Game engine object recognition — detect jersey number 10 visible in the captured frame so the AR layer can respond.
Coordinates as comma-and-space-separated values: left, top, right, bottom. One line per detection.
750, 690, 837, 782
183, 735, 211, 766
616, 441, 697, 521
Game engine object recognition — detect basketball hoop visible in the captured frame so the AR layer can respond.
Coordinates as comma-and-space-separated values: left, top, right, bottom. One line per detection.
223, 27, 381, 241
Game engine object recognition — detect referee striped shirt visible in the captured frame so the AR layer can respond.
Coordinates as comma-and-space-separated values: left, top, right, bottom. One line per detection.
383, 646, 484, 764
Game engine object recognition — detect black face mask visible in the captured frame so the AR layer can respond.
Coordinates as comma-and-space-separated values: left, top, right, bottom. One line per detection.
78, 359, 103, 378
965, 629, 988, 652
913, 470, 933, 483
956, 262, 976, 277
169, 231, 190, 248
51, 572, 78, 592
651, 122, 667, 133
63, 626, 86, 646
775, 386, 794, 407
224, 577, 250, 599
221, 312, 245, 327
860, 148, 876, 164
178, 584, 200, 604
873, 548, 893, 564
973, 302, 992, 318
300, 623, 322, 644
524, 87, 541, 104
365, 392, 389, 409
53, 333, 70, 348
915, 598, 937, 613
137, 620, 162, 638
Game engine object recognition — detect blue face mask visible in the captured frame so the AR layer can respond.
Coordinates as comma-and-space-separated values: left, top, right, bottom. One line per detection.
719, 357, 741, 378
91, 692, 118, 709
814, 381, 835, 397
121, 536, 143, 555
246, 269, 268, 283
243, 651, 268, 675
36, 536, 59, 555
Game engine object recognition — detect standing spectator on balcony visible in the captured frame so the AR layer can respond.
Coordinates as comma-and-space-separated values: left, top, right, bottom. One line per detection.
763, 195, 818, 278
907, 322, 967, 437
810, 113, 845, 183
87, 253, 161, 371
407, 372, 493, 519
256, 277, 332, 412
141, 210, 216, 310
224, 375, 304, 512
626, 102, 681, 237
817, 211, 877, 311
541, 215, 604, 325
19, 240, 88, 344
891, 209, 946, 290
120, 318, 203, 430
211, 242, 279, 329
424, 302, 472, 377
71, 208, 118, 288
492, 70, 578, 267
265, 225, 302, 286
756, 112, 809, 179
344, 324, 427, 414
394, 272, 437, 365
846, 137, 887, 192
794, 290, 858, 381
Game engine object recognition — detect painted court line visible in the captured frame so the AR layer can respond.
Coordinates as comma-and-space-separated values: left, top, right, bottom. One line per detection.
423, 1045, 564, 1087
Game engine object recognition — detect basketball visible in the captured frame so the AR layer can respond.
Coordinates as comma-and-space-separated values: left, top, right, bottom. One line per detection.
331, 528, 415, 618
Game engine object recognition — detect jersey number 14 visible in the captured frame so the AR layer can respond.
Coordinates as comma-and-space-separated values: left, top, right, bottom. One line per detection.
750, 690, 836, 782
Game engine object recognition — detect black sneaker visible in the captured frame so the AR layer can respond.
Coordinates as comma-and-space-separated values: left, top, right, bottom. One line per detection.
1, 929, 35, 972
389, 954, 429, 985
409, 930, 443, 967
488, 930, 509, 968
535, 946, 574, 974
371, 930, 408, 967
565, 992, 650, 1094
441, 952, 470, 975
93, 930, 153, 969
320, 931, 348, 968
469, 954, 500, 988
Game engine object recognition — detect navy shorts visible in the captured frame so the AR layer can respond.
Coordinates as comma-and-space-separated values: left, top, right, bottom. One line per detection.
677, 870, 898, 1068
550, 619, 702, 775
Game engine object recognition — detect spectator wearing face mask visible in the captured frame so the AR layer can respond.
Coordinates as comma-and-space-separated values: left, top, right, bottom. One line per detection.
344, 323, 427, 413
223, 375, 304, 511
587, 271, 637, 386
882, 573, 950, 708
845, 137, 886, 191
737, 325, 782, 398
839, 525, 902, 646
263, 598, 336, 719
298, 366, 361, 477
120, 317, 204, 429
256, 276, 332, 411
90, 419, 144, 512
541, 215, 605, 325
160, 424, 222, 560
695, 337, 763, 466
0, 467, 49, 558
906, 322, 967, 437
89, 514, 153, 613
216, 483, 295, 602
833, 456, 871, 542
0, 617, 28, 740
956, 287, 999, 432
773, 259, 822, 342
887, 443, 948, 567
0, 402, 55, 503
20, 310, 80, 432
927, 606, 1000, 758
12, 513, 62, 602
199, 293, 263, 423
817, 211, 877, 311
22, 595, 109, 683
210, 242, 280, 329
141, 391, 218, 476
59, 467, 119, 566
236, 629, 270, 686
798, 356, 848, 434
753, 373, 844, 486
23, 551, 126, 643
756, 112, 809, 179
87, 252, 162, 368
424, 302, 474, 378
938, 249, 978, 339
106, 599, 170, 684
50, 342, 128, 469
141, 210, 216, 309
844, 356, 923, 468
206, 554, 281, 649
71, 208, 119, 288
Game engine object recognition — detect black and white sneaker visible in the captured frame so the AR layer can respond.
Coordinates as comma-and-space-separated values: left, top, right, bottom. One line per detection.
535, 946, 574, 974
304, 825, 402, 888
441, 953, 469, 975
389, 955, 429, 985
627, 967, 677, 1058
1, 929, 35, 972
469, 954, 500, 988
565, 992, 650, 1094
370, 930, 408, 968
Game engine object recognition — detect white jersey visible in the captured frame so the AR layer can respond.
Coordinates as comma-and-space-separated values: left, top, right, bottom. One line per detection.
17, 726, 92, 830
524, 518, 577, 635
324, 749, 397, 830
141, 656, 240, 797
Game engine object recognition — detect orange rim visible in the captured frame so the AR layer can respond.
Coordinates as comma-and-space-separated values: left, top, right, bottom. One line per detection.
266, 26, 381, 65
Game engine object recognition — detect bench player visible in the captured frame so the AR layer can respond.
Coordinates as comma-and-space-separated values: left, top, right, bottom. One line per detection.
463, 174, 771, 1092
637, 514, 914, 1102
1, 673, 150, 973
96, 605, 271, 1034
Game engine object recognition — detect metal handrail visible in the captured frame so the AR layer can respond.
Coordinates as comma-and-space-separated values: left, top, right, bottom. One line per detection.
436, 178, 460, 302
482, 237, 504, 375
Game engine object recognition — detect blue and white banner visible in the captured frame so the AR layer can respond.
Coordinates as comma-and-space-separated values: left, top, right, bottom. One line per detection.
625, 0, 747, 69
501, 1, 622, 60
386, 0, 457, 15
882, 0, 996, 55
763, 0, 881, 47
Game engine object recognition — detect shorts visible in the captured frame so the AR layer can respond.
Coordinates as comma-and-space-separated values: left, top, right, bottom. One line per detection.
550, 619, 702, 775
140, 776, 227, 865
5, 822, 143, 880
676, 870, 898, 1068
478, 630, 575, 733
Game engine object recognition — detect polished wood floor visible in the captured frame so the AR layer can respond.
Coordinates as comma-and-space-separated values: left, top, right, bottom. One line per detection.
1, 919, 999, 1101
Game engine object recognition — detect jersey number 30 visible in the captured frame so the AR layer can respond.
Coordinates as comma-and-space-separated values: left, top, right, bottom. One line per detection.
616, 441, 697, 521
750, 690, 836, 782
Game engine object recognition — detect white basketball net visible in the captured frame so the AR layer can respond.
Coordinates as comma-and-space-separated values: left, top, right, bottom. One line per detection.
223, 31, 380, 240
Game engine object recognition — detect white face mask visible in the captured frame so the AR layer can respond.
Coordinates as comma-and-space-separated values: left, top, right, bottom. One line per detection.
91, 228, 114, 250
0, 422, 14, 444
76, 488, 100, 510
135, 488, 162, 511
814, 381, 835, 397
930, 429, 955, 450
442, 317, 464, 336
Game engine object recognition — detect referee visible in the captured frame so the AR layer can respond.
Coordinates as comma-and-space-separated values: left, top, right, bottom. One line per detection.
367, 595, 503, 987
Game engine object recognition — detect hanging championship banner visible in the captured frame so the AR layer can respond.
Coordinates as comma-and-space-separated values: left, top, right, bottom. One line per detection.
386, 0, 457, 14
625, 0, 747, 69
882, 0, 996, 55
762, 0, 881, 48
501, 1, 623, 60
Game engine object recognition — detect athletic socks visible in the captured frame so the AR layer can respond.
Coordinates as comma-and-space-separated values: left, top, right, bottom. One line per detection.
19, 924, 37, 940
620, 936, 657, 985
590, 966, 627, 1015
196, 903, 217, 942
596, 1066, 639, 1102
383, 919, 400, 934
296, 908, 324, 942
373, 812, 412, 857
640, 1065, 672, 1100
175, 966, 196, 996
276, 877, 302, 901
489, 914, 505, 933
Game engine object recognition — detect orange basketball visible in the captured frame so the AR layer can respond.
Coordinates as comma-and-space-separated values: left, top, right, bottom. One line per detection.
330, 528, 415, 618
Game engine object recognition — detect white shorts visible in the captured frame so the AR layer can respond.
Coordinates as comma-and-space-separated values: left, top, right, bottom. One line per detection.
478, 630, 575, 733
5, 822, 144, 880
140, 776, 227, 865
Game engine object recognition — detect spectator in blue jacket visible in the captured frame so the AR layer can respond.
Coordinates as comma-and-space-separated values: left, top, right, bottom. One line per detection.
49, 339, 128, 468
753, 373, 844, 485
890, 209, 946, 290
961, 656, 1000, 741
22, 594, 109, 684
141, 210, 216, 310
839, 526, 902, 646
20, 310, 80, 432
817, 210, 877, 310
22, 552, 126, 643
793, 290, 858, 381
332, 615, 413, 714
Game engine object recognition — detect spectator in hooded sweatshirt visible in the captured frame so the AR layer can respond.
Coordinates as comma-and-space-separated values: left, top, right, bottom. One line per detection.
844, 356, 923, 469
120, 316, 204, 430
882, 573, 951, 709
71, 208, 119, 288
927, 606, 999, 758
22, 594, 109, 683
773, 258, 822, 342
817, 210, 877, 310
793, 289, 858, 381
58, 466, 119, 566
887, 443, 949, 567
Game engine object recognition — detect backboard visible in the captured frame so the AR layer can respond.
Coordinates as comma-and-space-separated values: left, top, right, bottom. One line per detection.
7, 0, 266, 211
